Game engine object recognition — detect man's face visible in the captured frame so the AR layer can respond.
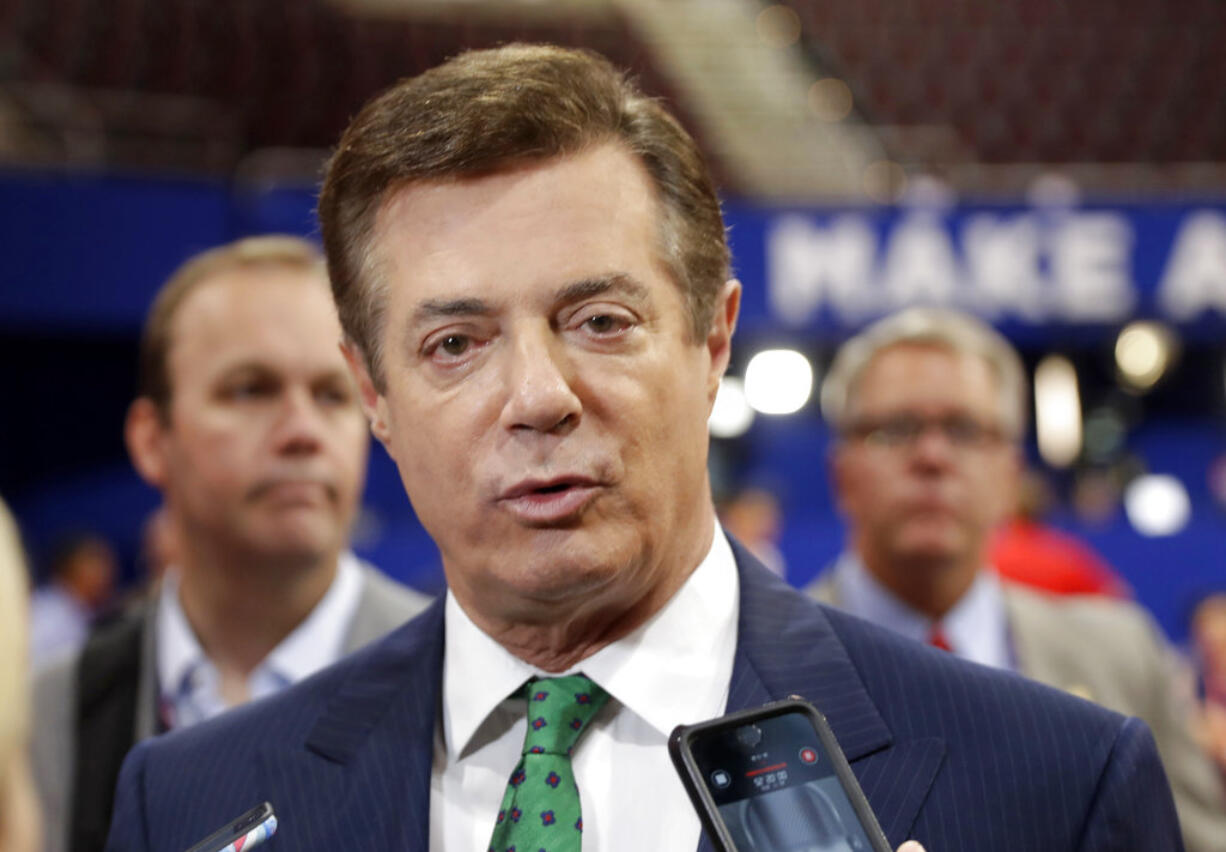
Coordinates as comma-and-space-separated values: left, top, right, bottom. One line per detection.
137, 267, 369, 564
1194, 595, 1226, 670
833, 344, 1019, 576
351, 143, 736, 625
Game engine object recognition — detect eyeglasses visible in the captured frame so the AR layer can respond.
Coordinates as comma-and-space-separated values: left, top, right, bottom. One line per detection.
846, 414, 1008, 450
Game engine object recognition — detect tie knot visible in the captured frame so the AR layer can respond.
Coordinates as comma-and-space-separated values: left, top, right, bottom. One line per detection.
927, 625, 954, 653
520, 675, 609, 757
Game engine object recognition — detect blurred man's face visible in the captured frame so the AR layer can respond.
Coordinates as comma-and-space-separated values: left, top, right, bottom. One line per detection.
140, 268, 369, 565
61, 540, 117, 608
1194, 595, 1226, 672
348, 143, 737, 628
833, 344, 1019, 578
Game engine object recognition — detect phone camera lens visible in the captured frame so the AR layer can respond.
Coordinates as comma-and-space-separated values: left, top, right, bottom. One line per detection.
735, 724, 763, 750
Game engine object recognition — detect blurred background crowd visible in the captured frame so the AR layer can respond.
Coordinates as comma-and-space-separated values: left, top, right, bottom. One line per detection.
1, 0, 1225, 845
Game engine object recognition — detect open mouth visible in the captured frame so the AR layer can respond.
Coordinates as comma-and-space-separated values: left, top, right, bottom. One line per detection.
499, 477, 601, 523
534, 482, 573, 494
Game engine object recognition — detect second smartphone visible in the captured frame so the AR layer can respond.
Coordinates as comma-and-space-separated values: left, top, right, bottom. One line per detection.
669, 698, 893, 852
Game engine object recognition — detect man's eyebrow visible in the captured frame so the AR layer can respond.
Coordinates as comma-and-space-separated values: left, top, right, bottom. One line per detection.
216, 361, 276, 379
408, 275, 648, 327
410, 297, 493, 325
555, 273, 649, 304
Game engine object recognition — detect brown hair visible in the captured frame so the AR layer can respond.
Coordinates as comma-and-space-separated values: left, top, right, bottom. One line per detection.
318, 43, 730, 388
137, 235, 326, 414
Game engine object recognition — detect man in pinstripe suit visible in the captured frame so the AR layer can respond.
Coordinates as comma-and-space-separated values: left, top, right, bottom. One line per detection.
106, 44, 1180, 852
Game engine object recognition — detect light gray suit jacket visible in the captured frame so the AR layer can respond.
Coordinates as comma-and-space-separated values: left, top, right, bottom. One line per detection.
31, 564, 431, 852
808, 571, 1226, 852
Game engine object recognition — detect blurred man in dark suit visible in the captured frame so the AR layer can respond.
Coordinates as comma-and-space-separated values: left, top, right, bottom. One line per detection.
107, 46, 1180, 852
808, 306, 1226, 850
32, 236, 430, 852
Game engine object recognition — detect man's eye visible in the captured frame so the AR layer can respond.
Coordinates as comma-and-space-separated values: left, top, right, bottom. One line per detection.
316, 387, 353, 406
226, 382, 271, 399
583, 314, 627, 335
878, 420, 918, 442
440, 335, 470, 356
945, 418, 983, 443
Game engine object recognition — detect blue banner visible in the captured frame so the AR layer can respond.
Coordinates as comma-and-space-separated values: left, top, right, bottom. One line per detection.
3, 172, 1225, 344
724, 202, 1226, 342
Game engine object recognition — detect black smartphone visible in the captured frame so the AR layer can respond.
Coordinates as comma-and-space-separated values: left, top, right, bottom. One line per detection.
183, 801, 277, 852
669, 698, 892, 852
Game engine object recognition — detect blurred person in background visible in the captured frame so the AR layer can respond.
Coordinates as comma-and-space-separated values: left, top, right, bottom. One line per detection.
1191, 592, 1226, 777
31, 235, 432, 852
717, 485, 787, 578
28, 532, 118, 667
807, 307, 1226, 850
137, 506, 179, 585
989, 468, 1131, 598
0, 498, 41, 852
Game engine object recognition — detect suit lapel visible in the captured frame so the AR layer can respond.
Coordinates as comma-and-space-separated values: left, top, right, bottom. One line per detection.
711, 541, 945, 849
258, 597, 446, 850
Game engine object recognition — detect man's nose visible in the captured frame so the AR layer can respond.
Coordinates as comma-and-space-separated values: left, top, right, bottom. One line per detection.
498, 329, 582, 435
272, 387, 326, 455
908, 423, 958, 469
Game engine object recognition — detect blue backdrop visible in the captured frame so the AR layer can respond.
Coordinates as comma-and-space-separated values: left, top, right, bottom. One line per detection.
3, 171, 1223, 639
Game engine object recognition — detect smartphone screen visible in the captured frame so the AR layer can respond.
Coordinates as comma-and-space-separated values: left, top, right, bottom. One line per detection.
685, 708, 876, 852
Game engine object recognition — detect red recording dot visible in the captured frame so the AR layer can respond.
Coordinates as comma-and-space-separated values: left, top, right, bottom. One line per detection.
799, 747, 818, 764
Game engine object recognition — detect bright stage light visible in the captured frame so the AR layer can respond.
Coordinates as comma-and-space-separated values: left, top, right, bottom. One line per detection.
1124, 474, 1191, 537
1034, 355, 1082, 468
1115, 321, 1177, 392
744, 349, 814, 415
709, 376, 755, 438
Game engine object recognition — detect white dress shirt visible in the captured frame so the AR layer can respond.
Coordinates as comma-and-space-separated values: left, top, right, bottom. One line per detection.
430, 524, 739, 852
831, 552, 1016, 670
156, 553, 364, 729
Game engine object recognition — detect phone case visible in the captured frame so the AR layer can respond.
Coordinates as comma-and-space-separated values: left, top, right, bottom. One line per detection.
668, 698, 893, 852
183, 802, 277, 852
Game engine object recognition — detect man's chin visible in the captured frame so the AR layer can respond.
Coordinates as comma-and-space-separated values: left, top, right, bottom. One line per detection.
455, 535, 636, 612
892, 534, 966, 570
500, 556, 620, 604
242, 524, 339, 568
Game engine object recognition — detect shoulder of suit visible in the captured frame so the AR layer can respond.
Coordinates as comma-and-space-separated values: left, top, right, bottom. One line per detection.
33, 600, 150, 706
821, 597, 1128, 723
803, 572, 838, 606
1004, 582, 1157, 636
33, 643, 78, 689
341, 563, 438, 653
355, 563, 433, 616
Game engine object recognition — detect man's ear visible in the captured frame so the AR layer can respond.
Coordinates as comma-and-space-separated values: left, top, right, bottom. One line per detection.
705, 279, 742, 403
828, 440, 854, 521
125, 398, 168, 488
340, 340, 393, 448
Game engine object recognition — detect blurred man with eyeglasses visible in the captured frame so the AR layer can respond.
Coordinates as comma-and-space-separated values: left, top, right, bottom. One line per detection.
807, 307, 1226, 850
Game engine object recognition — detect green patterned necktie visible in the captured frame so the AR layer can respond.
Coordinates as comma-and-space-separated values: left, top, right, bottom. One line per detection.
486, 674, 611, 852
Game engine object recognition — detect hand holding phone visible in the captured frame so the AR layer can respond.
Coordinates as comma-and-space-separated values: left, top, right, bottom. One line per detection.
669, 698, 893, 852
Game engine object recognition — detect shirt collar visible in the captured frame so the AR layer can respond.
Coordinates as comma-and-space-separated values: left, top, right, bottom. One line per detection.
263, 553, 364, 683
833, 552, 1014, 669
442, 522, 739, 758
157, 569, 205, 699
156, 552, 364, 697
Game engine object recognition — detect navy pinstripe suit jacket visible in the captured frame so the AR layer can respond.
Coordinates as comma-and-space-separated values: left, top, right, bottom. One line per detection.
105, 542, 1182, 851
